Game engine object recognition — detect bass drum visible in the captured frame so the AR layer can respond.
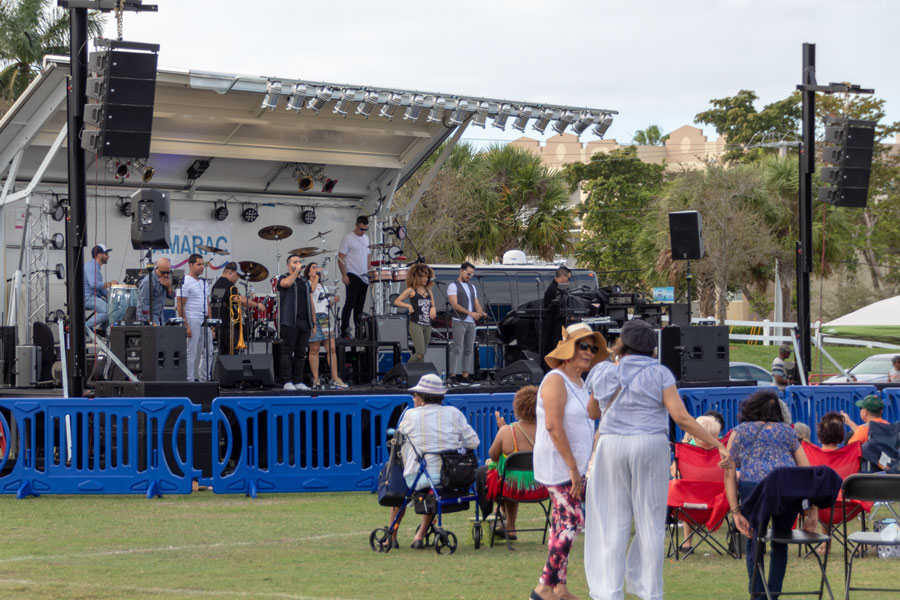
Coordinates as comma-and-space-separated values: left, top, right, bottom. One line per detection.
250, 294, 276, 321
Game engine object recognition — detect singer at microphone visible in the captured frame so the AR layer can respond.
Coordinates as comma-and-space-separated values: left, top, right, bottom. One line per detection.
542, 265, 573, 358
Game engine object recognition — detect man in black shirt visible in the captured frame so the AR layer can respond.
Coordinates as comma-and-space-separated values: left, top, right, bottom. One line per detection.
542, 266, 572, 364
277, 254, 315, 391
210, 262, 260, 355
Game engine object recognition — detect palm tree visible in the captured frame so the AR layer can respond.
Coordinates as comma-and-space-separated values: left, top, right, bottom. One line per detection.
0, 0, 104, 101
633, 124, 669, 146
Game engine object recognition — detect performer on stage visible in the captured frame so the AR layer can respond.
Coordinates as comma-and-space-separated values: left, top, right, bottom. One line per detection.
177, 254, 212, 381
304, 262, 347, 389
278, 254, 316, 391
447, 262, 486, 386
138, 257, 175, 325
393, 263, 437, 363
338, 215, 370, 339
84, 244, 118, 330
542, 266, 572, 362
210, 262, 260, 355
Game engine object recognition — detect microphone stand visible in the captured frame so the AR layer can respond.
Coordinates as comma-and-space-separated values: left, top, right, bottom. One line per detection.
433, 280, 450, 382
473, 275, 496, 381
535, 276, 543, 363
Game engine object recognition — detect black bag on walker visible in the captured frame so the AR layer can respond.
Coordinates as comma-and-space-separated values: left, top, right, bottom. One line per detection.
377, 433, 408, 507
439, 449, 477, 489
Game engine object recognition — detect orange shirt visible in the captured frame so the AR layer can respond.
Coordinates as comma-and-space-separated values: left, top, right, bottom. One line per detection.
847, 417, 889, 445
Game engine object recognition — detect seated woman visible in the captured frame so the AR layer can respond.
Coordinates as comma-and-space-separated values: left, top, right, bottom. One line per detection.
816, 411, 845, 451
476, 385, 540, 540
389, 373, 480, 549
793, 422, 811, 444
673, 414, 723, 551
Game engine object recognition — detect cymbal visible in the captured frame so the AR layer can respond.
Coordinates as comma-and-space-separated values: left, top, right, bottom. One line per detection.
197, 244, 228, 255
238, 261, 270, 282
258, 225, 293, 241
309, 230, 332, 241
288, 247, 323, 258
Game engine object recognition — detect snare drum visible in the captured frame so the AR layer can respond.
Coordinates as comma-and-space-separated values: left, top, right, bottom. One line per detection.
392, 266, 408, 282
250, 294, 276, 320
108, 284, 138, 324
366, 267, 393, 282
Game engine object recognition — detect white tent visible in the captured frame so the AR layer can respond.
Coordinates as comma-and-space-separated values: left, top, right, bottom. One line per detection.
820, 295, 900, 344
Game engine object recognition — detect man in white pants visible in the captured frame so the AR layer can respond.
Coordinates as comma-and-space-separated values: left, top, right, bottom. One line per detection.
447, 262, 485, 386
177, 254, 212, 381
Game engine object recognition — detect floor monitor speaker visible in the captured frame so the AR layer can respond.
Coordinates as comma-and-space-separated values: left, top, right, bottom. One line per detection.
216, 354, 274, 388
383, 362, 439, 388
497, 359, 543, 386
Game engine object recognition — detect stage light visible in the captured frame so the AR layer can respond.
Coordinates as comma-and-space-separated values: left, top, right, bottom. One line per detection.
241, 203, 259, 223
261, 80, 281, 110
141, 166, 155, 182
300, 205, 316, 224
322, 178, 337, 193
511, 106, 532, 132
472, 102, 490, 128
212, 200, 228, 221
404, 95, 425, 121
448, 99, 469, 126
187, 159, 210, 180
48, 195, 65, 222
298, 175, 314, 191
116, 197, 132, 217
307, 86, 333, 112
492, 103, 511, 130
427, 97, 447, 123
286, 83, 307, 112
107, 158, 131, 180
309, 165, 326, 182
379, 93, 403, 120
551, 110, 577, 135
47, 233, 65, 250
333, 88, 356, 116
532, 108, 553, 134
571, 111, 596, 136
356, 91, 379, 118
54, 263, 65, 280
592, 114, 613, 138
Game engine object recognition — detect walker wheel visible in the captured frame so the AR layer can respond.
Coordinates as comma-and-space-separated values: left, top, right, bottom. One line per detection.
369, 527, 391, 553
435, 530, 458, 555
472, 522, 482, 549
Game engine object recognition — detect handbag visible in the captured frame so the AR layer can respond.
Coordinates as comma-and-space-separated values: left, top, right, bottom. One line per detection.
377, 432, 409, 507
439, 449, 478, 489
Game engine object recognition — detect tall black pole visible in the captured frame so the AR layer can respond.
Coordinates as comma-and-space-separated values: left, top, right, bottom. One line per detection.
797, 43, 815, 380
65, 7, 88, 397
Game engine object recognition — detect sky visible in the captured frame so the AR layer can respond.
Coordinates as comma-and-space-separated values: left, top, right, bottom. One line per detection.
102, 0, 900, 147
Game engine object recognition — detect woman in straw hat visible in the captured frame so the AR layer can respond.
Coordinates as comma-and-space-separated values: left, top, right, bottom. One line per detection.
583, 319, 730, 600
531, 322, 608, 600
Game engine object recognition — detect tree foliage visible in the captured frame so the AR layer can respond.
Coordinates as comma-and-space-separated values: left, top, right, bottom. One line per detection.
632, 124, 669, 146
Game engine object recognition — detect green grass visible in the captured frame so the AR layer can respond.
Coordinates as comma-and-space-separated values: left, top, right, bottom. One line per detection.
0, 492, 897, 599
729, 343, 890, 380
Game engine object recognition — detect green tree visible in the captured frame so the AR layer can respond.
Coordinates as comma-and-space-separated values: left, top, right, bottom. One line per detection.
632, 124, 669, 146
0, 0, 105, 101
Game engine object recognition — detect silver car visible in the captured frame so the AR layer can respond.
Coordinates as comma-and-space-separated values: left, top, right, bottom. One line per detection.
823, 353, 899, 383
729, 362, 775, 386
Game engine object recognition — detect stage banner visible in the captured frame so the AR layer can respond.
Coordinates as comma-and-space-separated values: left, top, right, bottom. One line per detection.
152, 219, 234, 271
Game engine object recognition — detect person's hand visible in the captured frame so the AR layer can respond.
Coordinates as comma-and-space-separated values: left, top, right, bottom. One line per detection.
290, 262, 300, 274
429, 308, 436, 320
569, 466, 582, 498
494, 410, 506, 428
717, 446, 732, 470
185, 325, 192, 338
733, 511, 752, 537
406, 305, 414, 314
334, 295, 340, 304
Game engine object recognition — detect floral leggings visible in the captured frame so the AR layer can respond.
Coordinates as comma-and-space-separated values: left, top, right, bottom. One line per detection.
540, 482, 585, 586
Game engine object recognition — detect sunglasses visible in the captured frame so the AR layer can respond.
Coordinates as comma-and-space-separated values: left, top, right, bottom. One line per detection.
159, 270, 171, 275
577, 341, 600, 354
359, 226, 369, 231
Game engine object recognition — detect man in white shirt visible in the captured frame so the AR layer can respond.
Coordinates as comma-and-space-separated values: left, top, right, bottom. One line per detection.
177, 254, 212, 381
338, 215, 370, 339
447, 262, 486, 385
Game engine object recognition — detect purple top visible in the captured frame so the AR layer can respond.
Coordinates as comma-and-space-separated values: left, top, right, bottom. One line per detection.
730, 421, 799, 484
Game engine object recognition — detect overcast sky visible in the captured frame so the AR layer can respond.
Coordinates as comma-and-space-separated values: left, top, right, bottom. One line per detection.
103, 0, 900, 147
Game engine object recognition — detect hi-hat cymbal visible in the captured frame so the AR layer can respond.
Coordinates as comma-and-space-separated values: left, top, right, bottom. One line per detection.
258, 225, 293, 241
288, 247, 323, 258
238, 261, 270, 282
197, 244, 228, 255
309, 230, 332, 241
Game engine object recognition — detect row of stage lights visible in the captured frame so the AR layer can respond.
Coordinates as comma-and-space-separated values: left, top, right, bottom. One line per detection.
261, 81, 614, 138
210, 199, 317, 225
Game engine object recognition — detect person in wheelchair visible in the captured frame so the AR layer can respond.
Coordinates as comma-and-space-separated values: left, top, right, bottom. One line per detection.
389, 373, 480, 549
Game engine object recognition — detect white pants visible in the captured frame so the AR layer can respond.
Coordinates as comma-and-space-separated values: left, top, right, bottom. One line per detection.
584, 433, 669, 600
185, 317, 212, 381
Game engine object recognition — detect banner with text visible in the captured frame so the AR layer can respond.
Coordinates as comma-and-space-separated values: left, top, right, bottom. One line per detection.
151, 219, 234, 272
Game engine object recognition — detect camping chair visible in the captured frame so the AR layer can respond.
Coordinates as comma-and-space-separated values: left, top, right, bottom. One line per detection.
667, 442, 738, 559
488, 451, 551, 551
841, 473, 900, 600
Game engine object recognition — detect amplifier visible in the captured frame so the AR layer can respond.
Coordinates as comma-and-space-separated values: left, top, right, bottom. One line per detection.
109, 325, 187, 381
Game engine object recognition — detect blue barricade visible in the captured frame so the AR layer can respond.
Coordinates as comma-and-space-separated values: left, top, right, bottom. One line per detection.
786, 385, 878, 444
0, 397, 198, 498
207, 394, 412, 497
878, 388, 900, 424
445, 393, 515, 464
675, 386, 778, 442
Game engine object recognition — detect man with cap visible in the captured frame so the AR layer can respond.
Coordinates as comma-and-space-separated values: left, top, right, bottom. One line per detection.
138, 257, 175, 326
772, 344, 793, 390
84, 244, 118, 329
210, 262, 261, 355
842, 395, 889, 445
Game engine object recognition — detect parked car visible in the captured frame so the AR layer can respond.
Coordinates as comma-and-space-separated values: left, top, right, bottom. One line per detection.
823, 353, 899, 383
729, 362, 775, 386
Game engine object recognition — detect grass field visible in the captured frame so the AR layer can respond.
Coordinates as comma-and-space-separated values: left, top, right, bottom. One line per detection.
1, 492, 898, 599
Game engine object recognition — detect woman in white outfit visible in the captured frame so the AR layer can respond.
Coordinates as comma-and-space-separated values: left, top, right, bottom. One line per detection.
583, 319, 730, 600
531, 323, 608, 600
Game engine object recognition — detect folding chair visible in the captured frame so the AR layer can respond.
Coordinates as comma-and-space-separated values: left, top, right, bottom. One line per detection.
841, 473, 900, 600
488, 451, 551, 551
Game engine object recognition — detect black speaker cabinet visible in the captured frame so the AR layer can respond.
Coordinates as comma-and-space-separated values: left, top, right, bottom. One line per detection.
660, 326, 728, 382
669, 211, 705, 260
669, 303, 690, 326
0, 325, 17, 386
130, 189, 171, 250
109, 325, 187, 381
216, 354, 274, 388
383, 361, 439, 388
497, 359, 543, 386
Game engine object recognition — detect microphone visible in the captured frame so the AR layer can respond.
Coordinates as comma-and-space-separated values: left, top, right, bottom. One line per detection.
433, 280, 447, 286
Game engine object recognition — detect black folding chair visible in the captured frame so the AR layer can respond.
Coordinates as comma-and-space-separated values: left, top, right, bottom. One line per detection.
841, 474, 900, 600
489, 451, 551, 551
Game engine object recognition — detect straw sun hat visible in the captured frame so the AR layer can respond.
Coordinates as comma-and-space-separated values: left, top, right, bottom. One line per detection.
545, 323, 609, 369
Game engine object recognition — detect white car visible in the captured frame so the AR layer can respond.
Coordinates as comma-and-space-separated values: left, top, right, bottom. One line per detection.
823, 353, 899, 383
729, 362, 775, 386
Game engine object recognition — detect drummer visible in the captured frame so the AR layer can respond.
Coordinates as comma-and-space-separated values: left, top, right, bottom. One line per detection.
210, 262, 261, 355
138, 257, 176, 326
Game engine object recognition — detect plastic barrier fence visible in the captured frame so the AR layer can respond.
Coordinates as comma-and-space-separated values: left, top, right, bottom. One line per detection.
446, 393, 515, 464
786, 385, 878, 444
675, 387, 778, 443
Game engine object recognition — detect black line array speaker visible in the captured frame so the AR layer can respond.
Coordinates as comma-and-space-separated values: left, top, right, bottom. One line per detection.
668, 211, 705, 260
109, 325, 186, 381
659, 325, 729, 382
497, 359, 543, 386
216, 354, 274, 388
130, 188, 171, 250
383, 361, 439, 388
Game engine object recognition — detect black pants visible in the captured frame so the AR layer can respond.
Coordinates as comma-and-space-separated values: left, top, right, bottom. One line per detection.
280, 324, 311, 384
340, 273, 367, 337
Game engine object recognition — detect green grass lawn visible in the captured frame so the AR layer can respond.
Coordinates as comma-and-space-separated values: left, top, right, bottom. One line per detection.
729, 343, 890, 380
1, 492, 897, 599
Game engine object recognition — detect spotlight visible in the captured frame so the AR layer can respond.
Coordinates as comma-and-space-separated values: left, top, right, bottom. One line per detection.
212, 200, 228, 222
308, 165, 326, 182
333, 89, 356, 116
592, 114, 613, 138
307, 86, 333, 112
379, 93, 403, 120
47, 195, 65, 222
300, 205, 316, 224
404, 95, 425, 122
448, 99, 469, 126
241, 203, 259, 223
511, 106, 532, 132
298, 175, 314, 191
427, 97, 447, 123
355, 91, 379, 118
472, 102, 490, 128
47, 232, 65, 250
571, 111, 596, 136
532, 108, 553, 134
107, 159, 131, 180
286, 83, 307, 112
551, 110, 577, 135
54, 263, 65, 280
261, 80, 282, 110
322, 178, 337, 193
492, 103, 511, 130
142, 166, 155, 182
187, 159, 210, 180
116, 197, 132, 218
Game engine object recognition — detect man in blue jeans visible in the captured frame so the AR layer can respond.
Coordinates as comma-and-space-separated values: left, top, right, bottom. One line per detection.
84, 244, 118, 330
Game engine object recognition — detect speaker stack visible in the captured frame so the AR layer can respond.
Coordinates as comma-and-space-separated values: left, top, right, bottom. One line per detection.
659, 326, 729, 382
109, 326, 187, 381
